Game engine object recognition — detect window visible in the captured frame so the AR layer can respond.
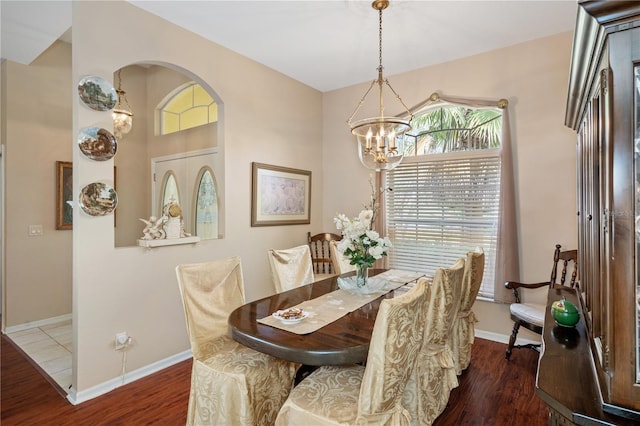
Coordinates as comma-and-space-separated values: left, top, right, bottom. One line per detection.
161, 172, 180, 209
152, 149, 220, 240
385, 99, 514, 301
159, 83, 218, 135
195, 167, 218, 239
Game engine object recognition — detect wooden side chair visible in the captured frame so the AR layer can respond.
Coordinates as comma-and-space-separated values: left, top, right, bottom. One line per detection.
268, 244, 315, 293
307, 232, 341, 277
504, 244, 578, 360
175, 256, 297, 426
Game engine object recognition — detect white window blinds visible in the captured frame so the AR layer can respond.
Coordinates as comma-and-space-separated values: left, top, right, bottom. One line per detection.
385, 150, 500, 299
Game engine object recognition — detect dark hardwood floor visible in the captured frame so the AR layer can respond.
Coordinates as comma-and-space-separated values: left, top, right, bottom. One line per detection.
1, 334, 547, 425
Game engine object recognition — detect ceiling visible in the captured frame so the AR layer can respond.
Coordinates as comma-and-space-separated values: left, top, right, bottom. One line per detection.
1, 1, 578, 92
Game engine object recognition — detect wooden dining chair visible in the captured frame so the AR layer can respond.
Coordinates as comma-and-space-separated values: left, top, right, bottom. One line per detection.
275, 279, 430, 425
307, 232, 341, 277
403, 258, 464, 425
329, 240, 356, 275
175, 256, 297, 426
450, 248, 485, 375
504, 244, 578, 360
268, 244, 315, 293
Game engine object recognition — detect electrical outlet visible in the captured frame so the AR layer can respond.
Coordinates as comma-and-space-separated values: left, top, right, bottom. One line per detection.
115, 332, 129, 350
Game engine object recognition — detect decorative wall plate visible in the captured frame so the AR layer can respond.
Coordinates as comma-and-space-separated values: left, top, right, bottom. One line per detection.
78, 127, 118, 161
77, 76, 117, 111
79, 182, 118, 216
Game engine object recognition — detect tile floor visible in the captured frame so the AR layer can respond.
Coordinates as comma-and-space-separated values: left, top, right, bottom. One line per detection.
7, 320, 72, 393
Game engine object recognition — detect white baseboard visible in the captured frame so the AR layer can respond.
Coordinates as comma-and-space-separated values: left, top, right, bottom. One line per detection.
66, 331, 538, 405
3, 313, 72, 334
67, 349, 192, 405
475, 329, 540, 346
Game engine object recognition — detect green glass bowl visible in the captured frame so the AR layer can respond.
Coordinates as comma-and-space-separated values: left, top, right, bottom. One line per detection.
551, 299, 580, 327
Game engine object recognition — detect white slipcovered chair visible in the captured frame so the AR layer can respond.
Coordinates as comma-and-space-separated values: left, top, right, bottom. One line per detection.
275, 279, 431, 425
329, 240, 356, 275
450, 248, 485, 375
268, 244, 315, 293
175, 256, 297, 426
403, 258, 465, 425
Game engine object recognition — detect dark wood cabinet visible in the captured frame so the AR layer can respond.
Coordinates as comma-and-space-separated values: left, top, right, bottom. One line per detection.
552, 0, 640, 421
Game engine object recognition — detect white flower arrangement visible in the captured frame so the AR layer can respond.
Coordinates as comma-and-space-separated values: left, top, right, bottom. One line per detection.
333, 209, 392, 270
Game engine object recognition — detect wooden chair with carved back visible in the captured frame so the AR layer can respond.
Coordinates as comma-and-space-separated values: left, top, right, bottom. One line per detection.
504, 244, 578, 360
307, 232, 341, 279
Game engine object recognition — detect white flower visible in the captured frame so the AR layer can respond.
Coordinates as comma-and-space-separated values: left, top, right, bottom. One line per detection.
366, 230, 379, 240
369, 245, 385, 259
358, 210, 373, 225
337, 239, 352, 253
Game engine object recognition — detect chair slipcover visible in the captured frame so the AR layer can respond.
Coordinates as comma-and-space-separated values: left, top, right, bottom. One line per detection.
329, 240, 356, 275
275, 280, 430, 426
176, 256, 297, 426
268, 244, 315, 293
403, 258, 465, 425
450, 248, 485, 375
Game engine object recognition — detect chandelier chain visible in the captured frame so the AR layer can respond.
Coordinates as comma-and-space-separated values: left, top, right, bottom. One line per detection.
378, 7, 383, 72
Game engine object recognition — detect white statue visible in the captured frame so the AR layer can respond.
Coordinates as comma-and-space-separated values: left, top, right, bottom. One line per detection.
139, 215, 167, 240
161, 200, 191, 239
139, 200, 191, 240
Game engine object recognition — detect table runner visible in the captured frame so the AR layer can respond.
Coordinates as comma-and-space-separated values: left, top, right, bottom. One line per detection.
257, 269, 425, 334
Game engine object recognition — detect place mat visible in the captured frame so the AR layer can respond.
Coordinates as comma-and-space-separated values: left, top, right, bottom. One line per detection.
257, 269, 426, 335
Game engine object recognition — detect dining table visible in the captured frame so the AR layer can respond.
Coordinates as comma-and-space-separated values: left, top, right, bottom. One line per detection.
228, 269, 425, 366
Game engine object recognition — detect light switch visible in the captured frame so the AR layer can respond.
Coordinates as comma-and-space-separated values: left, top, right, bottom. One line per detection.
28, 225, 43, 236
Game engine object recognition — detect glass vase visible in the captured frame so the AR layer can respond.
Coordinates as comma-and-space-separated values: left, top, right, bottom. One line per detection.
356, 264, 369, 288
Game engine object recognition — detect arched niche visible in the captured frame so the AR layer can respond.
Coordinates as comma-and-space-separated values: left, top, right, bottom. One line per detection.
112, 63, 224, 247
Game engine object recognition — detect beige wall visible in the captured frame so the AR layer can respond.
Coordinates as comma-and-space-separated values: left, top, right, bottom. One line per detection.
323, 31, 578, 341
2, 41, 73, 327
69, 0, 322, 395
1, 1, 577, 401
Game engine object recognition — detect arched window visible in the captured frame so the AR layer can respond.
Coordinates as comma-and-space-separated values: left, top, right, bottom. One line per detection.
159, 83, 218, 135
385, 94, 517, 302
161, 172, 180, 212
194, 167, 218, 239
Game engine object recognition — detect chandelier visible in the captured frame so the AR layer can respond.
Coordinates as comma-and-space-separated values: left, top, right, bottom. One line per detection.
112, 68, 133, 139
347, 0, 413, 172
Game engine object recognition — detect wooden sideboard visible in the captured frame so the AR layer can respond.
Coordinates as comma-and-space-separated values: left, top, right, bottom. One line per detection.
536, 287, 638, 425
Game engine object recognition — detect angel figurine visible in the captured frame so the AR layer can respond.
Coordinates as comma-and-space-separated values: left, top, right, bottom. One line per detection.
139, 215, 167, 240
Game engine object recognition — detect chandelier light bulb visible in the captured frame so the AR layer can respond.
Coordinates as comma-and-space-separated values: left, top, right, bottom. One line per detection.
113, 69, 133, 139
112, 108, 133, 138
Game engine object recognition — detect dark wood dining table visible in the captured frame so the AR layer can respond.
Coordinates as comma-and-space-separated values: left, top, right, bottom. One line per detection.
228, 269, 406, 366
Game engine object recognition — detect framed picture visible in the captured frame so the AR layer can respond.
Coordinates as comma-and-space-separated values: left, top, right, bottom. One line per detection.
56, 161, 73, 230
251, 162, 311, 226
